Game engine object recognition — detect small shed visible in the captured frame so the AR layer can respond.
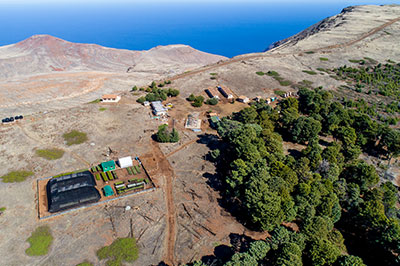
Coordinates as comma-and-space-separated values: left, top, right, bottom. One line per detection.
103, 185, 114, 197
101, 94, 121, 103
238, 95, 249, 103
101, 160, 116, 172
118, 156, 133, 169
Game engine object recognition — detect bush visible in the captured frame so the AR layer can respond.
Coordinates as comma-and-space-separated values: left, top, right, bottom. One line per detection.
319, 57, 329, 61
89, 99, 101, 104
206, 98, 219, 105
303, 70, 317, 75
36, 148, 65, 160
256, 71, 265, 76
131, 86, 138, 91
267, 71, 280, 77
63, 130, 88, 146
25, 226, 53, 256
165, 80, 172, 84
279, 80, 292, 86
167, 88, 180, 97
97, 237, 138, 266
187, 94, 196, 101
136, 97, 145, 104
1, 170, 33, 183
305, 51, 315, 54
155, 124, 180, 143
99, 107, 107, 111
274, 90, 286, 97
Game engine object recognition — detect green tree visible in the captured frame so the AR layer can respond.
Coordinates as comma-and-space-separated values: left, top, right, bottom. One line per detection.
308, 238, 341, 266
291, 116, 322, 144
131, 85, 138, 91
169, 128, 180, 143
335, 255, 366, 266
206, 98, 219, 105
379, 127, 400, 165
302, 138, 323, 170
341, 160, 379, 191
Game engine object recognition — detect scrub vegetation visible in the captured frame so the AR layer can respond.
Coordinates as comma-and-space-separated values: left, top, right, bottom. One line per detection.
25, 226, 53, 256
36, 148, 65, 160
63, 130, 88, 146
136, 81, 179, 103
96, 237, 139, 266
1, 170, 33, 183
154, 124, 179, 143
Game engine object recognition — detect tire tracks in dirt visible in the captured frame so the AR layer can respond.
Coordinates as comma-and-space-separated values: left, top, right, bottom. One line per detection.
151, 140, 177, 265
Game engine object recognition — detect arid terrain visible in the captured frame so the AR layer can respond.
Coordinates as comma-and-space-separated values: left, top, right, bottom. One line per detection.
0, 4, 400, 266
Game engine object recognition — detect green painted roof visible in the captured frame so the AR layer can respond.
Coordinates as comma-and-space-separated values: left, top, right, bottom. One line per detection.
103, 185, 114, 196
210, 116, 220, 123
101, 160, 116, 169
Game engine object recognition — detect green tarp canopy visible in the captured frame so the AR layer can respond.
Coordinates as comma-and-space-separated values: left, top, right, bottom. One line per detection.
101, 160, 116, 172
103, 185, 114, 197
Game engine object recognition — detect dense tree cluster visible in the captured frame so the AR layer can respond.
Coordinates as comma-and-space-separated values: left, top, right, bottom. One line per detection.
154, 124, 179, 143
191, 88, 400, 265
136, 87, 179, 103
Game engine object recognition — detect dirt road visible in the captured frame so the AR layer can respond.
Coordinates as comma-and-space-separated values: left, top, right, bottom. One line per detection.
151, 141, 177, 265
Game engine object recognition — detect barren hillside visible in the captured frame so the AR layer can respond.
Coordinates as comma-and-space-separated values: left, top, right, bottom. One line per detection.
0, 35, 226, 79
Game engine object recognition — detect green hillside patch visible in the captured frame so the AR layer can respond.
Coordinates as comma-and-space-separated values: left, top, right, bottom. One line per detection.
63, 130, 88, 146
1, 170, 33, 183
36, 148, 65, 160
97, 237, 139, 266
25, 226, 53, 256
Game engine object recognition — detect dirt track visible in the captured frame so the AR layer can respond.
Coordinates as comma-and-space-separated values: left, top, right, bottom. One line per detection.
151, 141, 177, 265
168, 16, 400, 82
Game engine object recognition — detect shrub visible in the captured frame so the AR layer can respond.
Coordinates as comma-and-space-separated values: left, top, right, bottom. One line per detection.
131, 86, 138, 91
319, 57, 329, 61
210, 73, 218, 76
303, 70, 317, 75
1, 170, 33, 183
99, 107, 107, 111
206, 98, 219, 105
256, 71, 265, 76
36, 148, 65, 160
305, 51, 315, 54
25, 226, 53, 256
187, 94, 196, 101
0, 207, 6, 212
274, 90, 286, 97
97, 237, 139, 266
155, 124, 180, 143
136, 97, 146, 104
89, 99, 101, 104
266, 71, 280, 77
165, 80, 172, 84
279, 80, 292, 86
167, 88, 180, 97
63, 130, 88, 146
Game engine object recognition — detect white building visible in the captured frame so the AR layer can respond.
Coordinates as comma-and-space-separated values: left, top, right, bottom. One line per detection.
151, 101, 168, 116
101, 94, 121, 103
118, 156, 133, 168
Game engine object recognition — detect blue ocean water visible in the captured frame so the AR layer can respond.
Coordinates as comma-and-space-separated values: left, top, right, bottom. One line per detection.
0, 1, 394, 58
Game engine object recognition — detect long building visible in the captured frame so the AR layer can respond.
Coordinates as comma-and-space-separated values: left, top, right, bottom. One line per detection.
46, 171, 101, 213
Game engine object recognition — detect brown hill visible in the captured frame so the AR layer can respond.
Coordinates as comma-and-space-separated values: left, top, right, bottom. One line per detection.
0, 35, 226, 78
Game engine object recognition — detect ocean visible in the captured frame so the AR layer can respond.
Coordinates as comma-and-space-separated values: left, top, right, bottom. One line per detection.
0, 1, 394, 58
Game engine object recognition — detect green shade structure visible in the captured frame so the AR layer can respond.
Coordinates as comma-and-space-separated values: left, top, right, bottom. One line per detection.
103, 185, 114, 197
101, 160, 116, 172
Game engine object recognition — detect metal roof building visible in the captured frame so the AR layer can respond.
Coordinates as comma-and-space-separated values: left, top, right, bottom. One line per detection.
101, 160, 116, 172
46, 171, 101, 213
151, 101, 168, 116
